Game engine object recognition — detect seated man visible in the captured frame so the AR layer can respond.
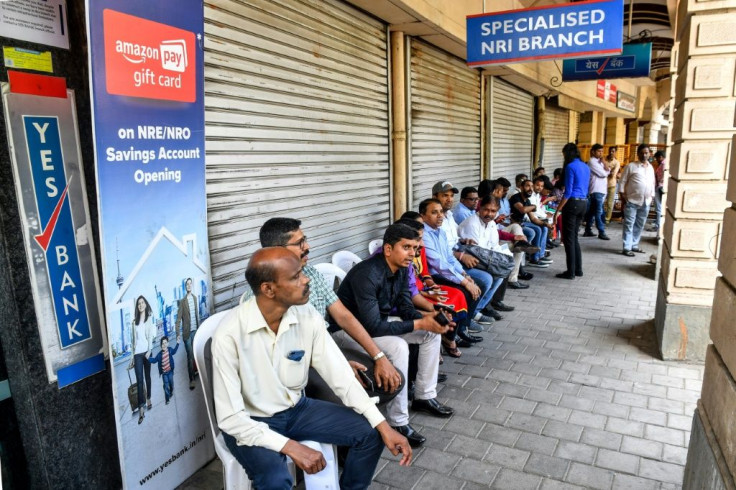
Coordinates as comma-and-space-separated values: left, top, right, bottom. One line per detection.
453, 186, 478, 225
331, 223, 453, 448
458, 196, 536, 313
243, 218, 403, 398
491, 178, 533, 289
420, 198, 501, 335
212, 248, 411, 489
510, 178, 554, 268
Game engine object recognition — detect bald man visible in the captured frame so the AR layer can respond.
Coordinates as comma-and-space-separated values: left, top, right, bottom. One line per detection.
212, 248, 411, 489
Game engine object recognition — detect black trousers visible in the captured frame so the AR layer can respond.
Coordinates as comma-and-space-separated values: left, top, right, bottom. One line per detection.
562, 199, 587, 276
491, 278, 507, 303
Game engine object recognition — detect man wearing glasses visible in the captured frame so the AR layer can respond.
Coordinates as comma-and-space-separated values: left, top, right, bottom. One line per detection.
241, 218, 403, 396
453, 187, 479, 225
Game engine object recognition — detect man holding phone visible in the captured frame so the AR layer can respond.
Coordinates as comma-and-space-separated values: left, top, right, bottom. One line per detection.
331, 223, 454, 448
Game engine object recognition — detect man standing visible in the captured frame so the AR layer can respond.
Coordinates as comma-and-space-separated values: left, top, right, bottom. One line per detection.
248, 218, 403, 394
453, 186, 479, 225
333, 223, 453, 448
176, 277, 199, 390
583, 144, 611, 240
651, 150, 667, 232
620, 144, 656, 256
213, 248, 411, 489
603, 146, 621, 224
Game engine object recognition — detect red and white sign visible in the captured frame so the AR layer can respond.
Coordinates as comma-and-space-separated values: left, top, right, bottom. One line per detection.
103, 9, 196, 102
596, 79, 617, 103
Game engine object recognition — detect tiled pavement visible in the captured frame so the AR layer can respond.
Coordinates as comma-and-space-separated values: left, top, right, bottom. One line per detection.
179, 222, 704, 490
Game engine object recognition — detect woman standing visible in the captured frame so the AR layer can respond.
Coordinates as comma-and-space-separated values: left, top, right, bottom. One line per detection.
130, 295, 156, 424
553, 143, 590, 279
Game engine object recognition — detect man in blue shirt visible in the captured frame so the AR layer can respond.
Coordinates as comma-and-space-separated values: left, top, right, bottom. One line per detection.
553, 143, 591, 279
453, 187, 478, 225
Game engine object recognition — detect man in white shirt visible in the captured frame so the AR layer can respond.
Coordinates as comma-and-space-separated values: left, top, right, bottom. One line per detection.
619, 144, 656, 256
212, 248, 411, 489
583, 144, 611, 240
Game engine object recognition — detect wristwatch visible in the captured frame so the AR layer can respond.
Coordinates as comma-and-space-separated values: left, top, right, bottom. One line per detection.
372, 351, 386, 362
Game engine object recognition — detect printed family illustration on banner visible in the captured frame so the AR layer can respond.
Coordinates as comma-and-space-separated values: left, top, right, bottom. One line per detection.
86, 0, 214, 487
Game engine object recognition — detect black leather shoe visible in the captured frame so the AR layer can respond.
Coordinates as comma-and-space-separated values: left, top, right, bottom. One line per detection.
437, 372, 448, 383
457, 331, 483, 343
508, 281, 529, 289
456, 338, 473, 348
598, 234, 610, 240
391, 424, 426, 447
481, 307, 503, 321
512, 241, 540, 254
491, 301, 515, 312
519, 271, 534, 280
582, 230, 596, 237
412, 398, 454, 418
575, 271, 584, 277
555, 272, 574, 280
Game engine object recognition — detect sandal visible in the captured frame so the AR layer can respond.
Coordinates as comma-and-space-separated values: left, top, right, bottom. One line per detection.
442, 341, 462, 358
632, 247, 645, 253
138, 411, 144, 425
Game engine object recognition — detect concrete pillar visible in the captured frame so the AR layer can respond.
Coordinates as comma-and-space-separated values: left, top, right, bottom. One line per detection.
627, 120, 640, 144
605, 117, 626, 145
579, 111, 604, 145
641, 123, 661, 145
655, 1, 736, 364
390, 31, 408, 220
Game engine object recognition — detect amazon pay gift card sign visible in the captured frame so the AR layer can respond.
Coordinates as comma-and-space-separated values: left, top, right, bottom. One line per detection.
103, 10, 195, 102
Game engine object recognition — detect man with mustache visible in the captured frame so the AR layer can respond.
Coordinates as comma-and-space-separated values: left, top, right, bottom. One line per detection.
213, 247, 411, 489
243, 218, 403, 395
331, 223, 453, 448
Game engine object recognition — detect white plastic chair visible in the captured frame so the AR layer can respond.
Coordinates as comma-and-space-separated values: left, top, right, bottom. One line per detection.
331, 250, 362, 274
194, 310, 339, 489
313, 263, 346, 292
367, 239, 383, 255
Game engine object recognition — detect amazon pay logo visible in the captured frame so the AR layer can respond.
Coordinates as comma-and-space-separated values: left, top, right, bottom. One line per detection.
103, 9, 196, 102
160, 40, 188, 72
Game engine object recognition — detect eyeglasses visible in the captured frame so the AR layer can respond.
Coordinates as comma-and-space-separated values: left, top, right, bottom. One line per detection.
285, 236, 308, 250
463, 197, 479, 202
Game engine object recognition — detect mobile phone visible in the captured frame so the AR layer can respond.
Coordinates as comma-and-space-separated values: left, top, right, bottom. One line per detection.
433, 303, 456, 316
434, 311, 450, 326
357, 369, 374, 392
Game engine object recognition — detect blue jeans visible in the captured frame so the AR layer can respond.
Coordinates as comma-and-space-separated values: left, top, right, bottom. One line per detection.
653, 187, 663, 229
522, 222, 547, 261
465, 268, 503, 315
162, 371, 174, 402
585, 192, 606, 234
134, 353, 152, 409
223, 397, 383, 490
623, 201, 650, 251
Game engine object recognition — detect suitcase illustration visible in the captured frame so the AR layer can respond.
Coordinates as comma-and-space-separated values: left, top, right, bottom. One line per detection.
127, 366, 138, 413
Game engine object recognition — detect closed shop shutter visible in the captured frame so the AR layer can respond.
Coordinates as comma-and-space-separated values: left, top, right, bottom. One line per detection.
570, 111, 580, 144
541, 105, 570, 169
409, 40, 481, 207
488, 77, 534, 181
204, 0, 390, 308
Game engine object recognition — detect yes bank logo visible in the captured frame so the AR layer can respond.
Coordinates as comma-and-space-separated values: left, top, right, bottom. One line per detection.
104, 10, 196, 102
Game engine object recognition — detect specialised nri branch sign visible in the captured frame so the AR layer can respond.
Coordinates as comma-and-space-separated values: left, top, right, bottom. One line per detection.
467, 0, 624, 66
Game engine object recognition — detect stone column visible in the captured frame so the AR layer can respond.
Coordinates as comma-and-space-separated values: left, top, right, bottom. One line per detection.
579, 111, 604, 145
655, 1, 736, 362
605, 117, 626, 145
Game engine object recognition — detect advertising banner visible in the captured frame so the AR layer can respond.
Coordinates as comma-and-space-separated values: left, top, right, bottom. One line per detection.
467, 0, 624, 66
617, 91, 637, 112
86, 0, 214, 487
2, 72, 106, 388
562, 42, 652, 81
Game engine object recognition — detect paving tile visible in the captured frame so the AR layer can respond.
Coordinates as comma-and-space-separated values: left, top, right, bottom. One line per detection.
612, 392, 649, 408
471, 404, 511, 425
524, 453, 570, 479
638, 459, 685, 484
620, 436, 663, 459
499, 396, 537, 414
647, 397, 684, 415
495, 382, 530, 398
644, 424, 685, 447
577, 386, 615, 403
667, 413, 694, 432
611, 473, 658, 490
534, 403, 572, 422
568, 410, 607, 429
451, 458, 500, 485
662, 444, 689, 465
443, 416, 485, 438
413, 447, 462, 474
554, 440, 598, 464
491, 468, 543, 489
559, 395, 595, 411
525, 387, 562, 405
628, 407, 667, 426
542, 420, 584, 442
374, 459, 426, 489
606, 417, 644, 437
548, 381, 580, 395
445, 434, 492, 458
566, 462, 615, 490
515, 432, 560, 456
414, 471, 465, 490
595, 448, 640, 474
581, 428, 622, 451
592, 401, 630, 419
477, 424, 522, 446
539, 479, 587, 490
484, 444, 531, 470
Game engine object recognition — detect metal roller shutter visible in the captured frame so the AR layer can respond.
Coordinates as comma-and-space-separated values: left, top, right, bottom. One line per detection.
204, 0, 390, 309
541, 105, 570, 169
489, 77, 534, 181
409, 40, 481, 207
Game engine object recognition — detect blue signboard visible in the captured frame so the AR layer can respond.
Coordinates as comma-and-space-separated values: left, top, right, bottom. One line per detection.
467, 0, 624, 66
24, 116, 92, 348
562, 43, 652, 81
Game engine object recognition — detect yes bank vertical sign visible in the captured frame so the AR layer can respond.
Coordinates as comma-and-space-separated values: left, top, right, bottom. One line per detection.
88, 0, 214, 488
467, 0, 624, 66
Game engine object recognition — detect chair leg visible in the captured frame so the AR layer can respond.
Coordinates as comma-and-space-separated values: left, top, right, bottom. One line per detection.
300, 441, 339, 489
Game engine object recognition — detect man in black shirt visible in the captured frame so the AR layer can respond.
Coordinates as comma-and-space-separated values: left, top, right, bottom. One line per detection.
509, 179, 553, 267
331, 223, 453, 447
